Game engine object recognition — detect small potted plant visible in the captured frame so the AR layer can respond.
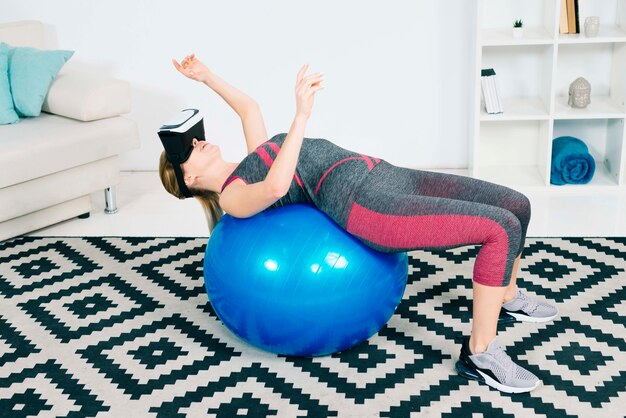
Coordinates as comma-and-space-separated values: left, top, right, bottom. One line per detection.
513, 19, 524, 39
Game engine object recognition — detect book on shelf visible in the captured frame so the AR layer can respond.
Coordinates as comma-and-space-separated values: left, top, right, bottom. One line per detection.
564, 0, 580, 34
480, 72, 494, 113
574, 0, 580, 33
560, 0, 569, 34
480, 68, 503, 114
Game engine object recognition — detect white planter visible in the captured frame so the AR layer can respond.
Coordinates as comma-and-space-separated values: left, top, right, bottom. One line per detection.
512, 27, 524, 39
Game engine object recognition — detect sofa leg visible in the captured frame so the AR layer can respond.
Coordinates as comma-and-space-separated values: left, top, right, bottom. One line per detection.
78, 212, 90, 219
104, 187, 119, 214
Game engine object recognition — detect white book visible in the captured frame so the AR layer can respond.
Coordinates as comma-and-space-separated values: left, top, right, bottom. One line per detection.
491, 72, 503, 113
481, 69, 496, 113
481, 75, 493, 113
482, 69, 502, 114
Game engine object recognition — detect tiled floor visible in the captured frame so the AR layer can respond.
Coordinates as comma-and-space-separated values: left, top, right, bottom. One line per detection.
28, 171, 626, 238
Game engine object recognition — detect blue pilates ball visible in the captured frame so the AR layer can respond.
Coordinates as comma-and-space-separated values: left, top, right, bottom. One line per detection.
203, 204, 408, 356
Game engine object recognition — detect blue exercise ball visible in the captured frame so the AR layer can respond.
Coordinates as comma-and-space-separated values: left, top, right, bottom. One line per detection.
203, 204, 408, 357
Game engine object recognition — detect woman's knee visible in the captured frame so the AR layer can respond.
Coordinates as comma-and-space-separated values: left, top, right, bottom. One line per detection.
473, 210, 521, 287
500, 189, 531, 227
499, 209, 523, 244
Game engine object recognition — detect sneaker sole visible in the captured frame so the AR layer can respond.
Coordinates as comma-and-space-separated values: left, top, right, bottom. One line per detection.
476, 369, 541, 394
506, 311, 558, 323
455, 360, 541, 394
468, 308, 558, 325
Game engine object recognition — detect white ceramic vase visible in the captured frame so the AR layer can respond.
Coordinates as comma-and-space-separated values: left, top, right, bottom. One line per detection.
584, 16, 600, 37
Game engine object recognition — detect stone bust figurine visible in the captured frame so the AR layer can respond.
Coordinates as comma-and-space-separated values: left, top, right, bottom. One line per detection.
568, 77, 591, 108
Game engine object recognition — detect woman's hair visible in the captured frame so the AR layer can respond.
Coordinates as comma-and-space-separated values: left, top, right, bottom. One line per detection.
159, 151, 223, 231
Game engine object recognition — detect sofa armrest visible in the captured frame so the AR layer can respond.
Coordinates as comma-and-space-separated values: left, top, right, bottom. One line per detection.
42, 70, 131, 121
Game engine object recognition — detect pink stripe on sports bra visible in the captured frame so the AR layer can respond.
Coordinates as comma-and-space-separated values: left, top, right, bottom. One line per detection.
262, 142, 304, 188
221, 175, 248, 192
255, 146, 274, 167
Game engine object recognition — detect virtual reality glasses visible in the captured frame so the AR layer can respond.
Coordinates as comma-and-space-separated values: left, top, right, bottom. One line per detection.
158, 108, 205, 198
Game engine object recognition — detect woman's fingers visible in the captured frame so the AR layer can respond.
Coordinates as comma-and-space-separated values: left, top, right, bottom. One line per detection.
173, 54, 197, 73
306, 84, 325, 97
308, 73, 325, 85
296, 64, 308, 83
297, 72, 324, 90
179, 54, 195, 69
297, 74, 325, 94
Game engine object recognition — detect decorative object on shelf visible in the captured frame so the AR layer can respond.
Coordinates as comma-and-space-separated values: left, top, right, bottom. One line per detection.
512, 19, 524, 39
584, 16, 600, 37
550, 136, 596, 185
568, 77, 591, 108
480, 68, 503, 114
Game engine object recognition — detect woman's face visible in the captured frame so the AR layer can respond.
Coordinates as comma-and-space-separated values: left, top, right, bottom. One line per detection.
182, 138, 221, 179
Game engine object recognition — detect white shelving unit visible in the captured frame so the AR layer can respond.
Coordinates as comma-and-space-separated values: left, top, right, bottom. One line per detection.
471, 0, 626, 193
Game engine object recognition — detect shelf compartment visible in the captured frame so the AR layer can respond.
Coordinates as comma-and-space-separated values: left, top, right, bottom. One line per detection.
554, 95, 625, 119
558, 0, 626, 45
555, 43, 625, 116
482, 44, 555, 114
475, 120, 551, 187
481, 0, 557, 40
481, 96, 549, 120
551, 118, 625, 187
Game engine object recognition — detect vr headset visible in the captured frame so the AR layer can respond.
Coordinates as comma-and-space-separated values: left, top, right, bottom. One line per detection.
158, 108, 205, 198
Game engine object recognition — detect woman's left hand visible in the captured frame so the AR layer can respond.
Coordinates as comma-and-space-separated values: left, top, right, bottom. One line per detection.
295, 64, 325, 119
172, 53, 211, 83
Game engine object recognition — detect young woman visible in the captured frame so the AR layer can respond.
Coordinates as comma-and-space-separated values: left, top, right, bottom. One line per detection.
159, 54, 558, 394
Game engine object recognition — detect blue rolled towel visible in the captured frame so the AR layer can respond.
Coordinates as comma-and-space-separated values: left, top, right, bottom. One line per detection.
550, 136, 596, 185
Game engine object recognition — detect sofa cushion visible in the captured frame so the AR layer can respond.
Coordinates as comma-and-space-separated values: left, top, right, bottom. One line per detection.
5, 43, 74, 117
0, 113, 139, 188
0, 21, 46, 49
42, 71, 131, 121
0, 43, 18, 124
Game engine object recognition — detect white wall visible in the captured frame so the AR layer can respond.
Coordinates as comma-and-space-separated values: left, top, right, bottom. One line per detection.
0, 0, 476, 171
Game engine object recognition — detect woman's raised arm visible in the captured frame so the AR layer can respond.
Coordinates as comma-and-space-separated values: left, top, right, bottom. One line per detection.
173, 53, 268, 153
219, 64, 324, 218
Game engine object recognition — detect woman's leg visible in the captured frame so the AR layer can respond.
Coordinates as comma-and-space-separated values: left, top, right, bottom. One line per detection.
365, 164, 531, 303
343, 173, 541, 392
345, 190, 520, 352
504, 254, 522, 303
470, 282, 508, 354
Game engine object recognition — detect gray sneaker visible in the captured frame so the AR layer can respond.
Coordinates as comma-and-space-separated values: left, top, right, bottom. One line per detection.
456, 337, 541, 393
501, 289, 558, 323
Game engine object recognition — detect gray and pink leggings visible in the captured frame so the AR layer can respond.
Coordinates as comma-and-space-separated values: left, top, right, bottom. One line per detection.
341, 161, 530, 287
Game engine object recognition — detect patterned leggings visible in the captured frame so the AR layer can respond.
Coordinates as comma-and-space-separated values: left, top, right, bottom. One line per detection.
344, 162, 531, 287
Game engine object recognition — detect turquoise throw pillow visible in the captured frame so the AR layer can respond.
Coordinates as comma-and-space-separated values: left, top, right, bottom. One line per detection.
0, 43, 19, 124
5, 43, 74, 117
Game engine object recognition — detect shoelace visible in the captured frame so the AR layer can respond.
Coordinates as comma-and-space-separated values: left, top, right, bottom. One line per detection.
491, 342, 515, 372
515, 290, 539, 315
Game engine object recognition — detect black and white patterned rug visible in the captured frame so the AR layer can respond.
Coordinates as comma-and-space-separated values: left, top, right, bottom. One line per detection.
0, 236, 624, 417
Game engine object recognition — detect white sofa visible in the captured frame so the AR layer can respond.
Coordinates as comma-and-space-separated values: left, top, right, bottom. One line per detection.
0, 21, 139, 242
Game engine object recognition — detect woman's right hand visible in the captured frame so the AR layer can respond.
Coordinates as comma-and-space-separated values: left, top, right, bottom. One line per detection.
172, 53, 211, 83
295, 64, 325, 119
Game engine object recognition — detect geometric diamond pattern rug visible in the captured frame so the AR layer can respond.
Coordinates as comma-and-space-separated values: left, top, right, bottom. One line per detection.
0, 236, 624, 417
